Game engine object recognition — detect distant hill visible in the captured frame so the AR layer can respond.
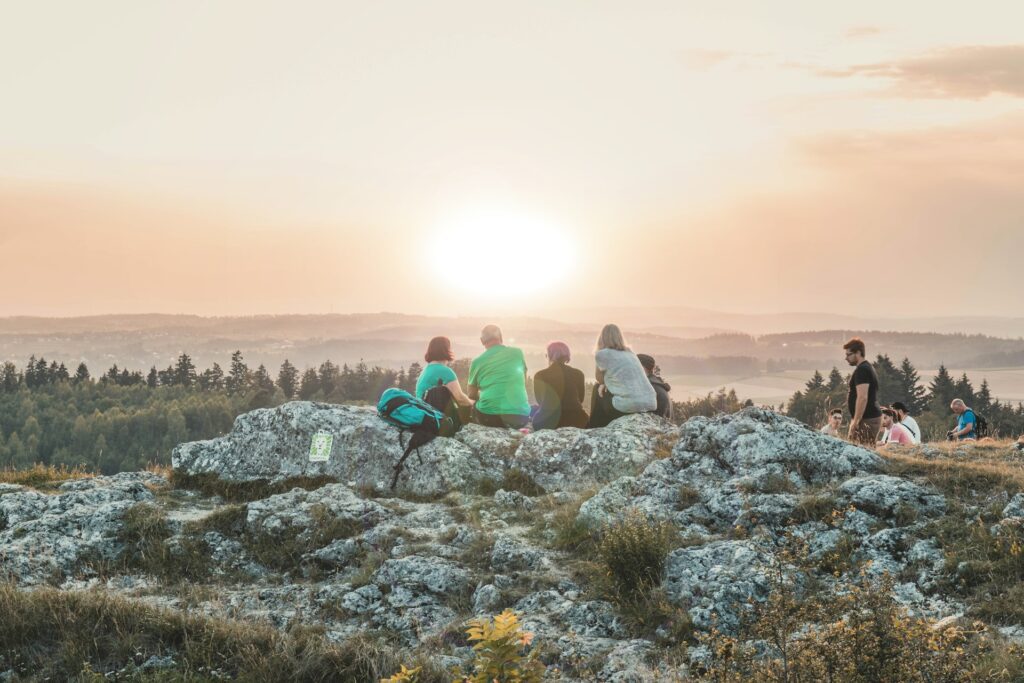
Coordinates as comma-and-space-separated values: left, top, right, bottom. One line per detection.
2, 313, 1024, 381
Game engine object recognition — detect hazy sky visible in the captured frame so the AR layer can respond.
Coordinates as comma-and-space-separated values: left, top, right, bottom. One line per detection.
2, 1, 1022, 317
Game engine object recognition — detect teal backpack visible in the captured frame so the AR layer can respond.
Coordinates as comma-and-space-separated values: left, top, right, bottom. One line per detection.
377, 388, 455, 488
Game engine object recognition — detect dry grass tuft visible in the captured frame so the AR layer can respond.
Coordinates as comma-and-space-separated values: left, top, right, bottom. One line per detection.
0, 582, 448, 681
170, 470, 337, 503
0, 464, 93, 490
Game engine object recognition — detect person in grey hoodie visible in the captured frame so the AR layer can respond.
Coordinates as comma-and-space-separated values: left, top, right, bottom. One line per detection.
637, 354, 673, 421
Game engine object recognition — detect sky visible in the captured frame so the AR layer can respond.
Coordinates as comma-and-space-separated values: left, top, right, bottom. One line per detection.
1, 1, 1022, 318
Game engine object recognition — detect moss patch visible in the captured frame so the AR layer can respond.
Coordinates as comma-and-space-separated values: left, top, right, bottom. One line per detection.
171, 470, 337, 503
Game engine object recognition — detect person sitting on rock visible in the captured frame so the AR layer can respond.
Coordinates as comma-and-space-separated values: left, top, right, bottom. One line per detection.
588, 324, 657, 428
820, 408, 843, 437
532, 341, 588, 430
637, 353, 673, 421
468, 324, 531, 429
415, 335, 474, 427
891, 401, 921, 444
878, 406, 914, 446
947, 398, 977, 441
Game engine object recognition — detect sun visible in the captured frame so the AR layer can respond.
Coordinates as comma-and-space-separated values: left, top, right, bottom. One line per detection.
428, 207, 577, 298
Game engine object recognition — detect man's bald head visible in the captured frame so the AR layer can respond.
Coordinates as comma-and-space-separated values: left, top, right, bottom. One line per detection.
480, 324, 503, 348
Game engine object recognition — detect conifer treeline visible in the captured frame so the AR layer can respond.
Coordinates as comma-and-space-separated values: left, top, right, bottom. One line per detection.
786, 355, 1024, 441
0, 352, 429, 473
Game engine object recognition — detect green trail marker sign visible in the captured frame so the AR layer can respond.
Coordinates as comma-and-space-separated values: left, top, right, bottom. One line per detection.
308, 431, 333, 462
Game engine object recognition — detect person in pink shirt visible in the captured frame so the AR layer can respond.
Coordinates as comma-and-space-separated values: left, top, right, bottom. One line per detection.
878, 406, 914, 446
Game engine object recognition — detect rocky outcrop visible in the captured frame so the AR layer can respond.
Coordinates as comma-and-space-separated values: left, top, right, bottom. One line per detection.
4, 405, 974, 681
172, 402, 678, 497
172, 402, 512, 497
0, 472, 164, 585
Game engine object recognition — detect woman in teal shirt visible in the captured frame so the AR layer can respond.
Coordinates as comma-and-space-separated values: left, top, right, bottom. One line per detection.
416, 337, 474, 424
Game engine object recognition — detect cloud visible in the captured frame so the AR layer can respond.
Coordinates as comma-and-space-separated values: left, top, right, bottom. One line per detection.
844, 25, 882, 39
822, 45, 1024, 98
679, 49, 738, 69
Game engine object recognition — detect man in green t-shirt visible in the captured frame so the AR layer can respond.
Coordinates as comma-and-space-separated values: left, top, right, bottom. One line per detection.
468, 324, 531, 429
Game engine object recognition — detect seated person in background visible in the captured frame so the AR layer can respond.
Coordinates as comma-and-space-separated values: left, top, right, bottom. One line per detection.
468, 324, 531, 429
820, 408, 843, 437
947, 398, 976, 441
588, 324, 657, 428
637, 353, 673, 420
532, 341, 589, 430
878, 406, 914, 446
415, 336, 474, 426
891, 401, 921, 444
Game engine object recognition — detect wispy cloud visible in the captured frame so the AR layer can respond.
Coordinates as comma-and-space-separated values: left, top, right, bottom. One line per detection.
821, 45, 1024, 98
844, 25, 882, 39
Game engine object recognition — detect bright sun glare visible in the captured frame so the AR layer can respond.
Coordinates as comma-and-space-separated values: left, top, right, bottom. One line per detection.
429, 208, 576, 298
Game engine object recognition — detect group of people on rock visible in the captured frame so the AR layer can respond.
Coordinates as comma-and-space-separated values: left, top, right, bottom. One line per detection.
415, 323, 672, 432
825, 337, 975, 447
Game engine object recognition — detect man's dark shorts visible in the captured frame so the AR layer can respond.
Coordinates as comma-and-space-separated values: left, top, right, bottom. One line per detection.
471, 406, 529, 429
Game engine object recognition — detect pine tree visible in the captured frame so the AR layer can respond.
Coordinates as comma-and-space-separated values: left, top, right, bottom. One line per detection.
898, 358, 926, 414
158, 365, 175, 386
805, 370, 825, 391
147, 366, 159, 389
276, 360, 299, 399
873, 354, 902, 406
953, 373, 975, 405
1, 362, 20, 392
253, 364, 276, 392
174, 353, 198, 388
24, 355, 37, 389
298, 368, 321, 400
407, 362, 423, 394
73, 362, 91, 385
35, 357, 50, 385
199, 363, 225, 391
827, 367, 844, 391
976, 379, 993, 411
319, 361, 340, 398
927, 365, 956, 413
226, 351, 250, 395
105, 365, 121, 384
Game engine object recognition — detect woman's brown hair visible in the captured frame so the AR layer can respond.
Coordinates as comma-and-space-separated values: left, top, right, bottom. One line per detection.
425, 336, 454, 363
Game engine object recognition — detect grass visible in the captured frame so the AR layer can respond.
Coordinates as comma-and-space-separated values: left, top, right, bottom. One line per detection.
476, 468, 546, 497
170, 470, 337, 503
0, 463, 93, 490
0, 582, 449, 682
115, 504, 211, 582
245, 503, 364, 573
884, 444, 1024, 627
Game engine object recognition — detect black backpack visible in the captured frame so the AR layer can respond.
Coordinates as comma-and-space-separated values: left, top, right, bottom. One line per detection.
973, 411, 990, 438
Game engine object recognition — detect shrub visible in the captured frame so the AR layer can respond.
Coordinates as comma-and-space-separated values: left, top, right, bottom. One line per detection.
694, 543, 1023, 682
455, 610, 545, 683
598, 509, 678, 598
0, 582, 447, 682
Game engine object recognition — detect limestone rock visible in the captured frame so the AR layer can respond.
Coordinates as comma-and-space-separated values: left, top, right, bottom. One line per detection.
663, 540, 775, 633
0, 473, 158, 585
512, 414, 679, 493
839, 475, 946, 519
172, 402, 507, 497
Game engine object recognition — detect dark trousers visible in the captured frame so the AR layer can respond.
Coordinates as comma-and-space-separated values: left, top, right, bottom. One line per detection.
587, 388, 626, 429
471, 406, 530, 429
851, 417, 882, 446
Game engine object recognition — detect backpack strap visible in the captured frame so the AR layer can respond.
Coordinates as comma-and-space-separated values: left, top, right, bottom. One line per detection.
390, 430, 433, 490
382, 395, 408, 420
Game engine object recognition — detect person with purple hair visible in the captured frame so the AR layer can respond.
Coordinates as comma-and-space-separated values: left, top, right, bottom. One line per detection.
531, 341, 589, 430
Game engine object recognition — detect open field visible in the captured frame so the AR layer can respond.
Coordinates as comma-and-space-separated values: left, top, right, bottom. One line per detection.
666, 366, 1024, 407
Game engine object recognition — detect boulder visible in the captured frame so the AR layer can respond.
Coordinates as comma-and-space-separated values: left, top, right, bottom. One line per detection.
578, 408, 883, 532
0, 473, 161, 585
172, 402, 510, 497
839, 475, 946, 519
513, 414, 679, 492
663, 540, 775, 633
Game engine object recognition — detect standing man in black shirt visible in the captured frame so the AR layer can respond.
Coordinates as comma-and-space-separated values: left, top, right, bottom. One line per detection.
843, 337, 882, 446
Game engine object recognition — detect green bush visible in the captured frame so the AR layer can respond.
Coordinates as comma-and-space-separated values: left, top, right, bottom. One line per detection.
598, 509, 678, 597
